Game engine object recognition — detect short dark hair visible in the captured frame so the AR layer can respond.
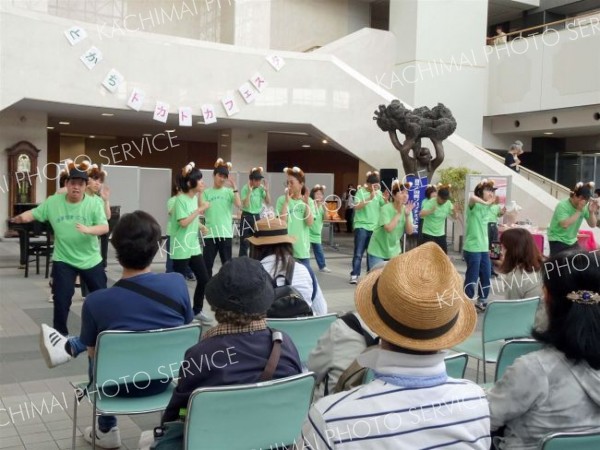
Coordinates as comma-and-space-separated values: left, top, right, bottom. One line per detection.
213, 308, 265, 327
178, 168, 203, 193
534, 250, 600, 369
250, 243, 294, 276
111, 210, 162, 270
425, 185, 437, 199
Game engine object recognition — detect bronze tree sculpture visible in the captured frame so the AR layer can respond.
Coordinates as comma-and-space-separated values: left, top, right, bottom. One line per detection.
373, 100, 457, 181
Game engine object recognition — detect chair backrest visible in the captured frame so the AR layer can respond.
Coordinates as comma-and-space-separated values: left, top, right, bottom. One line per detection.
94, 324, 202, 388
267, 314, 338, 362
445, 353, 468, 378
540, 430, 600, 450
483, 298, 540, 344
185, 372, 316, 450
495, 339, 544, 381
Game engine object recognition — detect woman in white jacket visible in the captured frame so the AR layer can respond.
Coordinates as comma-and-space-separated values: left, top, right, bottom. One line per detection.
488, 249, 600, 450
248, 217, 327, 316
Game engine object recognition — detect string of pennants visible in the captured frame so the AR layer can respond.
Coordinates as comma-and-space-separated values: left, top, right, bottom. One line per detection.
64, 25, 286, 126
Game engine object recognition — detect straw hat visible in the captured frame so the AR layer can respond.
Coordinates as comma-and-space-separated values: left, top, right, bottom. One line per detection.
247, 218, 296, 246
356, 242, 476, 351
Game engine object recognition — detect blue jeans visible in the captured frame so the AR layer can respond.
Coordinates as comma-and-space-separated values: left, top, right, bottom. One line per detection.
296, 258, 317, 301
52, 261, 106, 335
351, 228, 373, 276
463, 251, 491, 302
367, 254, 386, 272
311, 243, 326, 270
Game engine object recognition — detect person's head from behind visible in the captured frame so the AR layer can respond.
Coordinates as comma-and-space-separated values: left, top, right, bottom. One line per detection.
355, 242, 476, 355
111, 210, 161, 270
205, 257, 275, 326
535, 250, 600, 369
499, 228, 543, 273
178, 162, 204, 194
248, 218, 296, 272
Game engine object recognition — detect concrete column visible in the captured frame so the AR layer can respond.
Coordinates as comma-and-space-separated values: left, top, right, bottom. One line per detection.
388, 0, 488, 144
218, 128, 268, 173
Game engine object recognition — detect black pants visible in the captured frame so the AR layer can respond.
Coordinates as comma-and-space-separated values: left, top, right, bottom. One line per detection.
52, 261, 107, 335
173, 254, 209, 315
100, 233, 109, 268
421, 233, 448, 254
549, 241, 581, 257
344, 208, 354, 233
203, 238, 232, 278
238, 212, 260, 257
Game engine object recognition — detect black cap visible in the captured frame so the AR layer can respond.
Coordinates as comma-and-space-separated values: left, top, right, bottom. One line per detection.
205, 257, 274, 314
68, 168, 88, 181
576, 187, 592, 200
366, 174, 380, 184
249, 170, 264, 180
214, 166, 229, 177
438, 188, 450, 200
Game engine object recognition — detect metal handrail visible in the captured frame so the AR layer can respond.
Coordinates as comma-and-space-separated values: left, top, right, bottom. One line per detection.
476, 145, 571, 199
495, 10, 600, 41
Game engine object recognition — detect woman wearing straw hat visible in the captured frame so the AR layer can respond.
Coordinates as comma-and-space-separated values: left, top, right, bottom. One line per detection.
488, 249, 600, 449
366, 180, 414, 270
301, 243, 489, 449
248, 218, 328, 316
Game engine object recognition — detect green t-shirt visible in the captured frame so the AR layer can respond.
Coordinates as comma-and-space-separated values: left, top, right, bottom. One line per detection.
166, 195, 177, 236
171, 194, 202, 259
309, 203, 325, 244
353, 187, 385, 231
32, 193, 107, 269
487, 204, 501, 224
463, 202, 492, 252
240, 185, 266, 215
276, 195, 313, 259
367, 203, 406, 259
422, 198, 454, 237
202, 187, 234, 238
547, 199, 590, 245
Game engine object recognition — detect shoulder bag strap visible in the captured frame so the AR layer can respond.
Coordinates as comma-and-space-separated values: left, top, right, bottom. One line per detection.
259, 329, 283, 382
340, 312, 379, 347
114, 279, 185, 316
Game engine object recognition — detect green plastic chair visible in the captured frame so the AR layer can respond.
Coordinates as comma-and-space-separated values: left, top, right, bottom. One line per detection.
452, 297, 539, 383
184, 372, 316, 450
495, 339, 543, 382
539, 430, 600, 449
445, 353, 469, 378
70, 323, 202, 450
267, 314, 338, 363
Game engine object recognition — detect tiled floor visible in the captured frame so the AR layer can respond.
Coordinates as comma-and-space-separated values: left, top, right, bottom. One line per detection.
0, 233, 498, 449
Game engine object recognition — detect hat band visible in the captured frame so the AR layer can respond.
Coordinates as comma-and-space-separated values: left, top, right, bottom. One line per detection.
255, 228, 288, 238
372, 280, 459, 340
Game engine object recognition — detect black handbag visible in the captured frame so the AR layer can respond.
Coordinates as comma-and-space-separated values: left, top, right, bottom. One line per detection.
267, 260, 313, 318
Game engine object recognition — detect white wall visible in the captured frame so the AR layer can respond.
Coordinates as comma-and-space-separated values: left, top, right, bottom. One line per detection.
487, 18, 600, 115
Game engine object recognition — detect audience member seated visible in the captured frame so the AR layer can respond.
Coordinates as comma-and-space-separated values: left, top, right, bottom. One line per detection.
161, 257, 303, 424
39, 211, 194, 449
498, 228, 547, 331
249, 218, 328, 315
308, 311, 378, 400
301, 243, 490, 449
488, 250, 600, 450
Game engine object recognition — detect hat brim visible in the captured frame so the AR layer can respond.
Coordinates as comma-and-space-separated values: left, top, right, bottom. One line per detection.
247, 235, 296, 246
355, 268, 477, 352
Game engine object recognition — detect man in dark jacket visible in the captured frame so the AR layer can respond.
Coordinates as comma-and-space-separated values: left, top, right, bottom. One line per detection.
162, 257, 302, 422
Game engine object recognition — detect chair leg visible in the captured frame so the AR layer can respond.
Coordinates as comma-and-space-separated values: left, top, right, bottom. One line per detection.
92, 401, 97, 450
72, 391, 79, 450
25, 258, 29, 278
475, 359, 480, 383
36, 251, 40, 275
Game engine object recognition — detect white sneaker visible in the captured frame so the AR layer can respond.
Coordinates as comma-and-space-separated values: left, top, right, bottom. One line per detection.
39, 324, 71, 368
319, 267, 332, 273
195, 311, 214, 325
48, 294, 54, 303
83, 425, 121, 449
349, 275, 358, 284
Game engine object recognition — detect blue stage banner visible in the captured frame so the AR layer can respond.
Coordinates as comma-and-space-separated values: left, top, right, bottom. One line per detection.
406, 175, 428, 232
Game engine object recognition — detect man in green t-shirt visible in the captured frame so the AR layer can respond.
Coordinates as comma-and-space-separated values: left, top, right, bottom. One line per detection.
238, 167, 271, 257
547, 183, 598, 256
202, 159, 242, 277
349, 172, 385, 284
11, 167, 108, 335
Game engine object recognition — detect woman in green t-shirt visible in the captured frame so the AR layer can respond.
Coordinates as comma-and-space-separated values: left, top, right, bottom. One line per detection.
419, 184, 456, 254
309, 184, 331, 273
171, 162, 212, 324
463, 179, 496, 311
366, 180, 414, 270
